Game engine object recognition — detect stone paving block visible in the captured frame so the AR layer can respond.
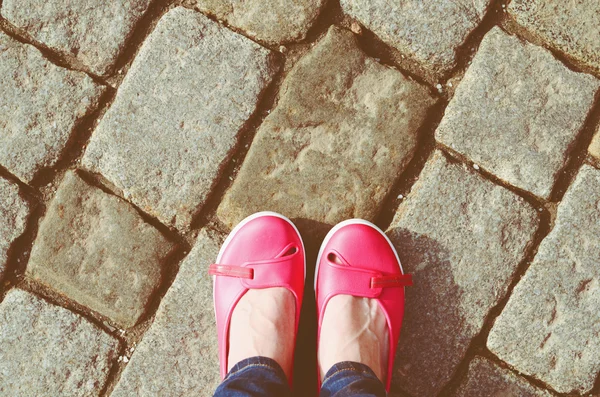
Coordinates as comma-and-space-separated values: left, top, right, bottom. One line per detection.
0, 177, 29, 278
27, 171, 175, 328
488, 165, 600, 394
436, 28, 599, 199
590, 125, 600, 162
111, 228, 221, 396
83, 7, 278, 230
0, 32, 104, 183
508, 0, 600, 75
340, 0, 492, 76
0, 289, 118, 396
386, 151, 539, 396
194, 0, 326, 44
456, 356, 552, 397
1, 0, 152, 76
218, 26, 435, 229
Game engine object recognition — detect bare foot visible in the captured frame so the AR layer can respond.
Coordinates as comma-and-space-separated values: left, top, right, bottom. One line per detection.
318, 295, 389, 382
228, 288, 296, 380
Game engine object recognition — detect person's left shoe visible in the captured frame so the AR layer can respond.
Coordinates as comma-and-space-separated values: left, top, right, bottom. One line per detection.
315, 219, 412, 391
210, 211, 305, 386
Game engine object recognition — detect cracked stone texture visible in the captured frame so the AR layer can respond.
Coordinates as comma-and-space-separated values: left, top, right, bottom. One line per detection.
0, 32, 104, 183
218, 26, 435, 229
436, 28, 599, 199
83, 7, 278, 230
0, 177, 29, 278
508, 0, 600, 75
340, 0, 492, 75
386, 151, 539, 396
112, 228, 221, 396
0, 289, 118, 396
26, 171, 175, 328
488, 165, 600, 394
456, 356, 552, 397
1, 0, 152, 76
590, 126, 600, 162
194, 0, 326, 44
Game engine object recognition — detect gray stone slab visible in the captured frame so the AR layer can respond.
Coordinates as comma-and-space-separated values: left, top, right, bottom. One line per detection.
0, 177, 29, 278
194, 0, 326, 44
27, 171, 175, 328
508, 0, 600, 75
111, 228, 221, 396
456, 356, 552, 397
436, 27, 599, 199
386, 150, 539, 396
83, 7, 278, 230
0, 289, 119, 396
340, 0, 492, 76
1, 0, 152, 76
488, 165, 600, 394
590, 126, 600, 162
218, 26, 435, 229
0, 32, 104, 183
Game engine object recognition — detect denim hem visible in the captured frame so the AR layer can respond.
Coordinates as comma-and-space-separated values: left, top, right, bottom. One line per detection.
224, 356, 287, 381
321, 361, 380, 387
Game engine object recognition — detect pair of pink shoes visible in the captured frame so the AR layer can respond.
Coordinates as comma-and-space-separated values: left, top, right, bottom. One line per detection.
209, 211, 412, 391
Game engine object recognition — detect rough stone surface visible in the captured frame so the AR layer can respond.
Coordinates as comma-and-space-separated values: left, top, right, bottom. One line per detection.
590, 126, 600, 162
0, 32, 104, 183
386, 151, 539, 396
218, 26, 435, 229
1, 0, 152, 76
436, 28, 599, 199
0, 177, 29, 277
508, 0, 600, 75
0, 289, 118, 396
488, 165, 600, 394
194, 0, 326, 44
456, 356, 552, 397
111, 228, 221, 396
83, 7, 278, 230
340, 0, 492, 75
27, 171, 175, 328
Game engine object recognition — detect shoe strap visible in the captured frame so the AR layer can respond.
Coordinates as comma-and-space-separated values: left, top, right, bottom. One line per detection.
371, 274, 413, 288
209, 246, 300, 290
323, 260, 412, 298
209, 264, 253, 279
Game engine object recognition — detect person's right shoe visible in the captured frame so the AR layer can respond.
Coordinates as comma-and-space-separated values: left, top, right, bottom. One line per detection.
315, 219, 412, 391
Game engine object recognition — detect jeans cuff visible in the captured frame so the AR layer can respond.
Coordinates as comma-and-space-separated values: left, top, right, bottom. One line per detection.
224, 356, 287, 381
321, 361, 380, 386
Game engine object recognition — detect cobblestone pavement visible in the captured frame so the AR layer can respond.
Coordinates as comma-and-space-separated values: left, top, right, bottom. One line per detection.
0, 1, 599, 396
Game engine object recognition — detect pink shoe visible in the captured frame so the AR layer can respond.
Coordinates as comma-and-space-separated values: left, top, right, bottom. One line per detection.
209, 211, 305, 386
315, 219, 412, 391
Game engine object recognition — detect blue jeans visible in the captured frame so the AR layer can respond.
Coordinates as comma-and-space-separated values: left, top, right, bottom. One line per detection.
213, 356, 386, 397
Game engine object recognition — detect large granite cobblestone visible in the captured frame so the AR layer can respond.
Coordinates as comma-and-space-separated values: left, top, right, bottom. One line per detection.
0, 177, 30, 278
27, 171, 175, 328
1, 0, 153, 76
194, 0, 326, 44
436, 28, 599, 199
507, 0, 600, 76
340, 0, 493, 76
488, 165, 600, 394
111, 229, 221, 396
218, 26, 435, 229
83, 7, 278, 230
0, 31, 104, 183
456, 356, 552, 397
0, 289, 119, 396
386, 150, 539, 396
